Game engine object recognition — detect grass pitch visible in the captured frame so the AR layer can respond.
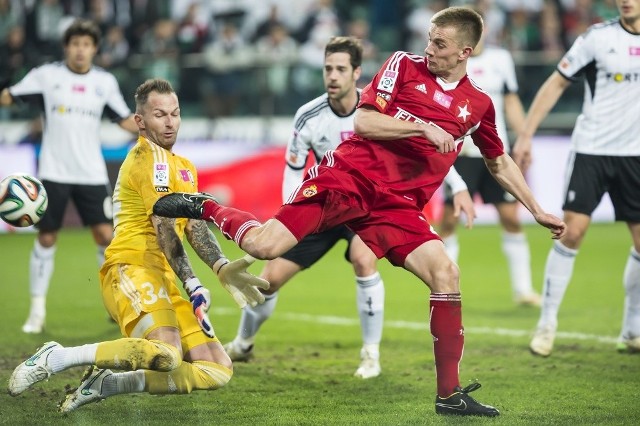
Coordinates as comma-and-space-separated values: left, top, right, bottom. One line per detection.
0, 222, 638, 425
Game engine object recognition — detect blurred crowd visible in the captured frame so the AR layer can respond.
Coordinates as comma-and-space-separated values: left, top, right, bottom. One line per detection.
0, 0, 620, 119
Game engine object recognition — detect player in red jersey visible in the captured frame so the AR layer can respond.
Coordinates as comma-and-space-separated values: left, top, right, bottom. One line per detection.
154, 7, 566, 417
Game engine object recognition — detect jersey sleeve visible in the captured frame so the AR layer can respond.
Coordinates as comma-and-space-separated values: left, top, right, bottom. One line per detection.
103, 73, 132, 122
283, 107, 314, 200
556, 28, 596, 80
359, 51, 407, 113
9, 66, 44, 105
470, 102, 504, 159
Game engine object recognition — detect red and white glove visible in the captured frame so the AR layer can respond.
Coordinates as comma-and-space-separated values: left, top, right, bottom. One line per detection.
184, 277, 215, 338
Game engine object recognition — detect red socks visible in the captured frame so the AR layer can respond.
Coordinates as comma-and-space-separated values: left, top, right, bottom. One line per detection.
430, 293, 463, 397
201, 201, 261, 245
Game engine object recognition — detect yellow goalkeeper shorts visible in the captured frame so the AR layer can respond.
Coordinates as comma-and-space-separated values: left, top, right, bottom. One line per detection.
101, 264, 218, 351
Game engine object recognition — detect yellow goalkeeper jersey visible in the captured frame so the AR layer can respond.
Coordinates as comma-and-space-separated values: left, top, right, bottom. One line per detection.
102, 136, 198, 274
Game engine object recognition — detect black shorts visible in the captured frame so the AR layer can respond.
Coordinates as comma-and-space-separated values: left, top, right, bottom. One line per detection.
37, 180, 113, 232
280, 225, 355, 269
563, 153, 640, 222
444, 156, 515, 205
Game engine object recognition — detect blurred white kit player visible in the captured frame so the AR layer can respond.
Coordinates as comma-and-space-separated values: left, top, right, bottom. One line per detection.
439, 39, 540, 306
0, 20, 137, 333
512, 1, 640, 356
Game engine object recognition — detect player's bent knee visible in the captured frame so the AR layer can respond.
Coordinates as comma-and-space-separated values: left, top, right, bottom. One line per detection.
193, 361, 233, 390
145, 339, 182, 371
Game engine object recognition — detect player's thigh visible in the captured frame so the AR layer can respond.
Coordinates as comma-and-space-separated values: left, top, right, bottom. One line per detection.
36, 180, 71, 232
259, 257, 303, 292
562, 153, 609, 216
280, 228, 344, 268
169, 281, 222, 357
101, 264, 180, 337
609, 156, 640, 222
353, 197, 440, 267
71, 183, 112, 226
404, 239, 459, 293
495, 201, 521, 232
348, 233, 378, 276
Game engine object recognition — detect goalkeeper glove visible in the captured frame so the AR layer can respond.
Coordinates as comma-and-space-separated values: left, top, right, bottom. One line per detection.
184, 277, 215, 338
213, 255, 270, 308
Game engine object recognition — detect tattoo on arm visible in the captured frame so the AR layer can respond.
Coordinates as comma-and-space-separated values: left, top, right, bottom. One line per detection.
185, 219, 226, 268
152, 215, 195, 284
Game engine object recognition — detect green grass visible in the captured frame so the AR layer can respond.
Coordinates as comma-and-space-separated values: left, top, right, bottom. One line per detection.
0, 223, 638, 425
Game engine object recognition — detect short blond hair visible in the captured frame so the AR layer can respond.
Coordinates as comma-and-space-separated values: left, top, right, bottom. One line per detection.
431, 7, 483, 48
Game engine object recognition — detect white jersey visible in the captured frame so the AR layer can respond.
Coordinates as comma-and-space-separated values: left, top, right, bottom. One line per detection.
282, 92, 358, 201
283, 91, 468, 200
460, 46, 518, 157
10, 62, 131, 184
558, 19, 640, 156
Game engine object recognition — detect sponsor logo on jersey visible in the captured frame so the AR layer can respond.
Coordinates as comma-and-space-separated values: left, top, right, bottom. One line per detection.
50, 104, 101, 118
606, 72, 640, 82
559, 58, 571, 70
179, 169, 195, 186
415, 83, 427, 94
394, 107, 426, 124
433, 90, 453, 108
376, 96, 388, 109
456, 100, 472, 123
72, 84, 86, 93
630, 47, 640, 56
376, 92, 391, 101
340, 130, 354, 141
377, 70, 398, 92
154, 162, 169, 187
155, 186, 169, 192
302, 185, 317, 197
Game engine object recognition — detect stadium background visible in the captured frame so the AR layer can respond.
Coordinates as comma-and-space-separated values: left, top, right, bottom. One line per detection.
0, 0, 617, 231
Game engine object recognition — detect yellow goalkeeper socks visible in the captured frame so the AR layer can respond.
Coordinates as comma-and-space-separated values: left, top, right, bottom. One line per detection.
95, 338, 181, 371
144, 361, 232, 394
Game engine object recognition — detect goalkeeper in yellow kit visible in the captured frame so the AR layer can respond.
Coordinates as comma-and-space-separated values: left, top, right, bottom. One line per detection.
8, 78, 269, 412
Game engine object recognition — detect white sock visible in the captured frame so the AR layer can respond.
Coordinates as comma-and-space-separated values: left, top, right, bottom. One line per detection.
621, 247, 640, 340
97, 244, 107, 267
442, 234, 459, 263
47, 343, 99, 373
103, 371, 145, 396
501, 231, 534, 298
30, 240, 56, 298
356, 272, 384, 345
538, 241, 577, 329
236, 292, 278, 346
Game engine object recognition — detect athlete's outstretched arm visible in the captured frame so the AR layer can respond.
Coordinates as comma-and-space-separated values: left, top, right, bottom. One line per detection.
484, 153, 566, 239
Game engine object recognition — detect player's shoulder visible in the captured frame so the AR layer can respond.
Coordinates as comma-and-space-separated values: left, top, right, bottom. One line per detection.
31, 61, 65, 74
582, 18, 620, 38
465, 75, 492, 100
293, 93, 330, 128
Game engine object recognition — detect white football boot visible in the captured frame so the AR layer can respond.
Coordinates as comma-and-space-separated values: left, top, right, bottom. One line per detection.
354, 344, 381, 379
9, 341, 61, 396
59, 366, 112, 413
224, 340, 254, 362
530, 325, 556, 357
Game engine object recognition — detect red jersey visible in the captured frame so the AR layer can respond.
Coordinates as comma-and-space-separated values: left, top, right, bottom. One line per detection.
332, 51, 504, 207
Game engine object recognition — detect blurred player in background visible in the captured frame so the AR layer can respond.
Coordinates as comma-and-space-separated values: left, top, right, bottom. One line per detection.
438, 9, 540, 307
0, 19, 138, 334
8, 78, 269, 412
154, 8, 566, 416
513, 0, 640, 356
224, 36, 472, 379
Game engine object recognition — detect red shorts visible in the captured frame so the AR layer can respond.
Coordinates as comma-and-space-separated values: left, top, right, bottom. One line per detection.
274, 165, 440, 266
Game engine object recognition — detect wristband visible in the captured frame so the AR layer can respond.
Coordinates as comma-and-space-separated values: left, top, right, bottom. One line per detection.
212, 257, 230, 275
184, 276, 203, 294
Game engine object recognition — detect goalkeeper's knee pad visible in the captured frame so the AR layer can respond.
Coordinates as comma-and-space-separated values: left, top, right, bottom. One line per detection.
145, 361, 233, 394
96, 338, 181, 372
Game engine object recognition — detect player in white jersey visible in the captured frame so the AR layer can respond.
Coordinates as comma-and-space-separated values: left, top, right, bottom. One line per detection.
223, 36, 474, 378
438, 17, 540, 307
0, 19, 138, 334
512, 0, 640, 356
